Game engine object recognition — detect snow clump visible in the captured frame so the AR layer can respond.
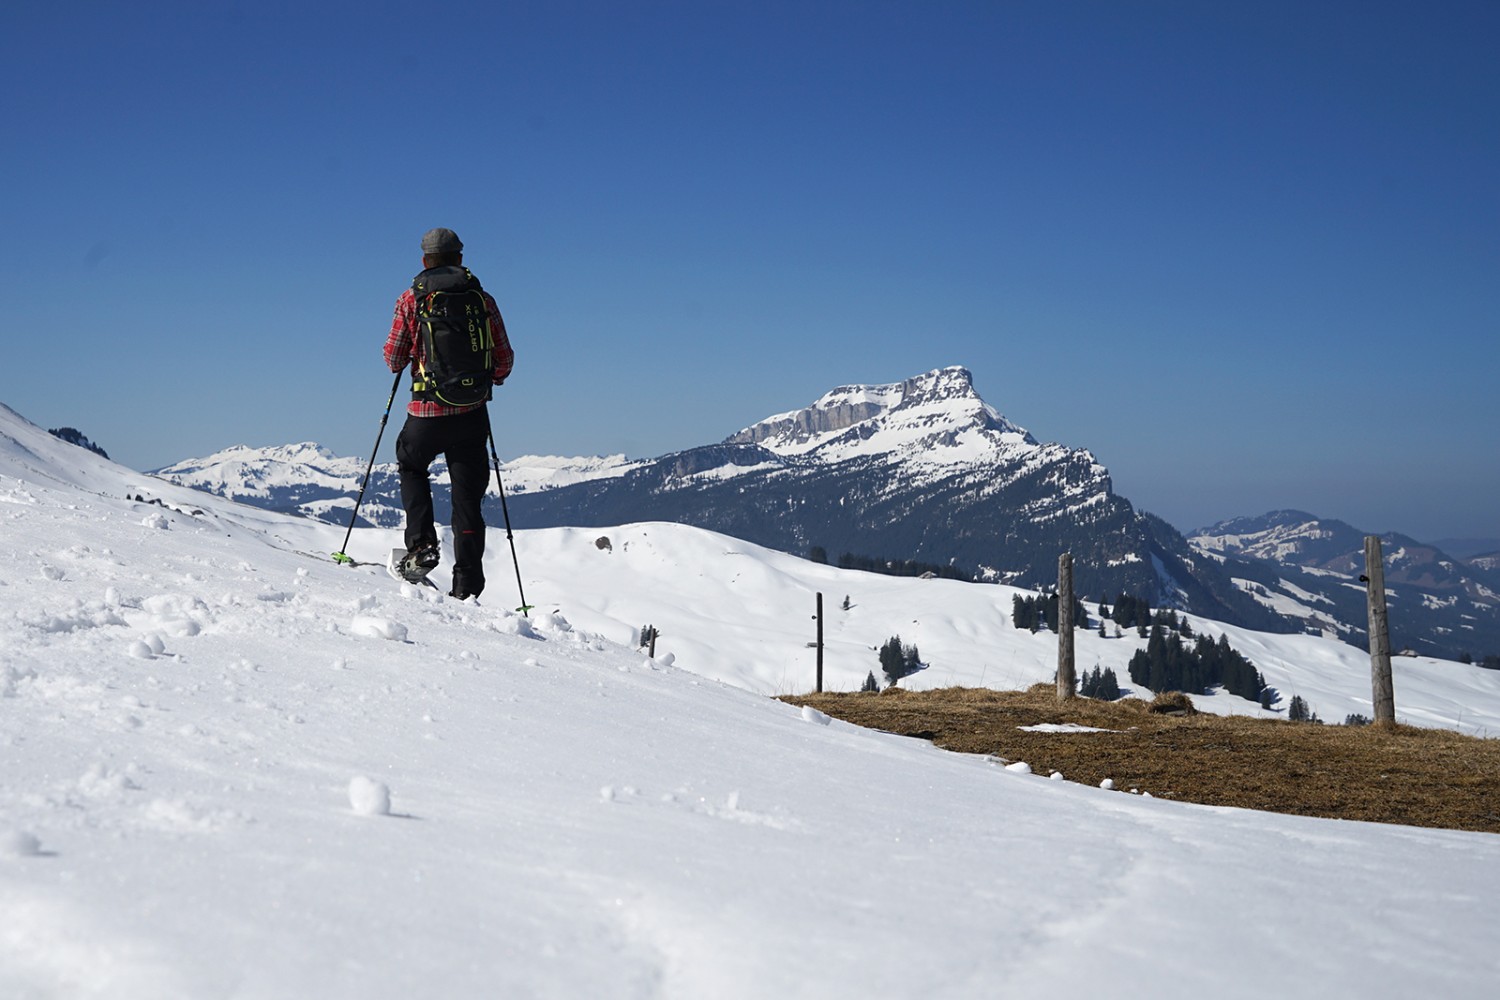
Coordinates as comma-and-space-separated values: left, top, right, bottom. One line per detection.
800, 706, 832, 726
350, 616, 408, 642
348, 776, 391, 816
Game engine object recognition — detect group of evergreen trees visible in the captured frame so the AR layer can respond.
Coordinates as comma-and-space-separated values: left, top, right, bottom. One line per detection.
1104, 593, 1153, 631
877, 635, 924, 687
1287, 695, 1323, 723
1079, 666, 1121, 700
1011, 593, 1090, 633
1127, 625, 1266, 703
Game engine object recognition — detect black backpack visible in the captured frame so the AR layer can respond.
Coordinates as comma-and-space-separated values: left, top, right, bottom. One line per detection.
409, 266, 495, 407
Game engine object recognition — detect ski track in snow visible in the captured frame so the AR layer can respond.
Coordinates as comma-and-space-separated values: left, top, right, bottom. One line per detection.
3, 405, 1500, 999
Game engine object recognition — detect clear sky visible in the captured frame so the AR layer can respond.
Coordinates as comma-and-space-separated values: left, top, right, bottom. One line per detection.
4, 1, 1497, 542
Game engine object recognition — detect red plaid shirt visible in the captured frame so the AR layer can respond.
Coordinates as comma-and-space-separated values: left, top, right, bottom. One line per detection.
385, 285, 515, 417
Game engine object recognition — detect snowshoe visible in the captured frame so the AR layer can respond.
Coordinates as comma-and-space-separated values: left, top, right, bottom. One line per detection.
389, 545, 439, 586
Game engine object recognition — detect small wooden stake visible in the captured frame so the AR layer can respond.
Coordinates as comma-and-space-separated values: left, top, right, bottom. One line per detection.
815, 592, 824, 693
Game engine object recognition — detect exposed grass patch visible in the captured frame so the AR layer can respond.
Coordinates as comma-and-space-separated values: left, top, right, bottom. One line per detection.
782, 684, 1500, 835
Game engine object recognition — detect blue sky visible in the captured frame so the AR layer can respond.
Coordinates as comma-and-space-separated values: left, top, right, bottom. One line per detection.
4, 1, 1497, 541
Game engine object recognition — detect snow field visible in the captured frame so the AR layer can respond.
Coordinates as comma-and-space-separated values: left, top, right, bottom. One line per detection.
4, 403, 1500, 998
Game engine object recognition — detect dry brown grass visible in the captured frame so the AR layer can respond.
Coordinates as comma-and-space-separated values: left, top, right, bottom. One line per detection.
782, 684, 1500, 834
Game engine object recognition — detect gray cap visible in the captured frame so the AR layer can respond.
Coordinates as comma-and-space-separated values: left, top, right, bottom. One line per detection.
420, 227, 464, 255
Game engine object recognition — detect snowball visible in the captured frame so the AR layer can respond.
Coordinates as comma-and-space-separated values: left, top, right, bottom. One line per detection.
1049, 771, 1065, 782
348, 776, 391, 816
127, 640, 156, 660
1100, 779, 1116, 791
144, 633, 166, 655
1005, 761, 1033, 774
659, 652, 676, 666
350, 616, 408, 642
800, 705, 832, 726
1, 829, 42, 857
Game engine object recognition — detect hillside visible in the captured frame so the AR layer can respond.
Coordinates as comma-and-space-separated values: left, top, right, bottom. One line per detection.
5, 401, 1500, 998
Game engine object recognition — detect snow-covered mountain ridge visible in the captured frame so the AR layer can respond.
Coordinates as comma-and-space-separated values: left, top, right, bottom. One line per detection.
725, 366, 1037, 468
6, 398, 1500, 997
1190, 510, 1500, 662
153, 367, 1273, 633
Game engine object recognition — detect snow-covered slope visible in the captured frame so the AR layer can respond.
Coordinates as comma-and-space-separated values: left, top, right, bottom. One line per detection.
7, 402, 1500, 999
522, 522, 1500, 733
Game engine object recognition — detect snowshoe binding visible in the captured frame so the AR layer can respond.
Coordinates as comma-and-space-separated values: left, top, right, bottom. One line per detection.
389, 545, 440, 587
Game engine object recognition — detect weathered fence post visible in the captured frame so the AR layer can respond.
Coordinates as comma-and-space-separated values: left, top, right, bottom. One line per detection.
1057, 553, 1076, 701
814, 592, 824, 693
1364, 536, 1396, 725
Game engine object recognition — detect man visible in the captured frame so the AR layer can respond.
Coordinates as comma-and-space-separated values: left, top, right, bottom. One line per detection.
383, 227, 514, 599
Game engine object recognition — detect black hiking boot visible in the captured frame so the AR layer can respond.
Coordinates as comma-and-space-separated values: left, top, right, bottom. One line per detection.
449, 567, 484, 601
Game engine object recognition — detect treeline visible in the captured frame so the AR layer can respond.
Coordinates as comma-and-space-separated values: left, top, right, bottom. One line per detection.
1128, 625, 1266, 703
809, 547, 973, 582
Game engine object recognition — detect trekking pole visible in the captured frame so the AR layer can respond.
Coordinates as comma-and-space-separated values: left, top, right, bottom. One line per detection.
486, 420, 534, 616
333, 369, 404, 565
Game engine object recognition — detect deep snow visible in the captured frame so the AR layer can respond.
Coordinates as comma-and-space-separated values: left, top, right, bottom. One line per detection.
3, 402, 1500, 999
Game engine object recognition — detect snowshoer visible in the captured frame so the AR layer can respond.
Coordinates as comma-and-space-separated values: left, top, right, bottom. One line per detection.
383, 227, 515, 599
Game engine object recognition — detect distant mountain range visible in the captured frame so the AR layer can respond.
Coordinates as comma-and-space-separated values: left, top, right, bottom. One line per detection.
1188, 510, 1500, 661
139, 367, 1495, 659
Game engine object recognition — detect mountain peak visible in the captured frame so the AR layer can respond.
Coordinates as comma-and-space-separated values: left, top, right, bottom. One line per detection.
724, 366, 1033, 462
901, 365, 977, 401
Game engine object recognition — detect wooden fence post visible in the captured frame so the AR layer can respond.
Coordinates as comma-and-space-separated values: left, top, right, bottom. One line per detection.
814, 592, 824, 693
1364, 536, 1396, 725
1057, 553, 1076, 701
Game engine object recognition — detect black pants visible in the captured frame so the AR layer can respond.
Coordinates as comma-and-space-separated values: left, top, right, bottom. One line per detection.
395, 408, 490, 596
